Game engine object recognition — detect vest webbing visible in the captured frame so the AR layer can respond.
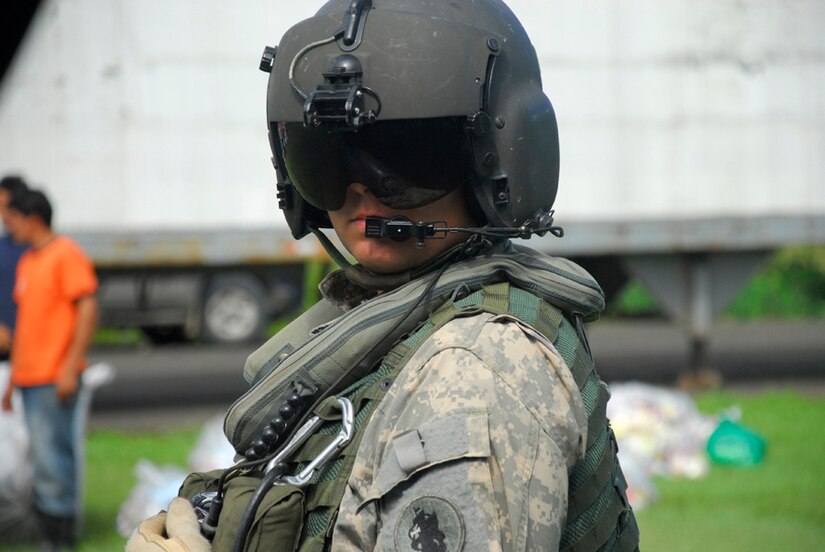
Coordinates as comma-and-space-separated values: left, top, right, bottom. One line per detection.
281, 282, 638, 552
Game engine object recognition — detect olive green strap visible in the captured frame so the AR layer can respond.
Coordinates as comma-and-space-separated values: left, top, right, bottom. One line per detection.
557, 314, 639, 552
297, 367, 393, 552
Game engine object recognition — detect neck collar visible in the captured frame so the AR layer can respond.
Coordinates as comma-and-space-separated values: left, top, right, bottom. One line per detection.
32, 232, 57, 250
320, 237, 503, 310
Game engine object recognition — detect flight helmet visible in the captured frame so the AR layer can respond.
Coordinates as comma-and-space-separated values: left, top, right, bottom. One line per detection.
261, 0, 560, 240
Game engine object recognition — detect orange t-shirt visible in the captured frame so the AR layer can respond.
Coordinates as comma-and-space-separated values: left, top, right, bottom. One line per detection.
11, 236, 98, 387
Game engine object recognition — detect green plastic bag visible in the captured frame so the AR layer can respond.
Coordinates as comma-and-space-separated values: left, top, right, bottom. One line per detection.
706, 419, 766, 467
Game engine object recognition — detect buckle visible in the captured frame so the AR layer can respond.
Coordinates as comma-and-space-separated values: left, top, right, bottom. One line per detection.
265, 397, 355, 488
191, 491, 218, 523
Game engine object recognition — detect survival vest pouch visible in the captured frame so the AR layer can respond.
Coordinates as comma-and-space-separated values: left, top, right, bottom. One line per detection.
179, 471, 305, 552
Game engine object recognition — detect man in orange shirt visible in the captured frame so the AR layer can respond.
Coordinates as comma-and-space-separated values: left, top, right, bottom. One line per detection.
1, 188, 98, 550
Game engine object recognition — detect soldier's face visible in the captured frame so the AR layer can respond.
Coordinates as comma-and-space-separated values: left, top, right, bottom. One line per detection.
328, 182, 475, 274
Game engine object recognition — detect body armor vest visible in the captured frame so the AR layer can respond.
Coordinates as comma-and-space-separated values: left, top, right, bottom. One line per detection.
181, 246, 639, 551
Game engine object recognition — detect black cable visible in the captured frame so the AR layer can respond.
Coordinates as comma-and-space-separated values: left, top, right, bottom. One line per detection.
196, 452, 278, 540
230, 465, 285, 552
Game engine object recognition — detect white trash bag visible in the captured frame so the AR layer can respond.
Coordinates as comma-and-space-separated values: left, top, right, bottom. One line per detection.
117, 413, 236, 537
0, 366, 35, 542
188, 414, 237, 474
116, 460, 190, 537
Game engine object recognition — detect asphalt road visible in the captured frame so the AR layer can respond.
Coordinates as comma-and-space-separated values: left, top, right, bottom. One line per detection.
87, 319, 825, 430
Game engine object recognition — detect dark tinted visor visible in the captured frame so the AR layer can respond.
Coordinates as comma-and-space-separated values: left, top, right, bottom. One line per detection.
278, 117, 473, 211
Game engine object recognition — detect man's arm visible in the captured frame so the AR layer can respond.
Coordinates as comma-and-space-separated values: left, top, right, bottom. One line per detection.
55, 295, 98, 402
2, 323, 13, 411
0, 322, 11, 353
1, 379, 12, 412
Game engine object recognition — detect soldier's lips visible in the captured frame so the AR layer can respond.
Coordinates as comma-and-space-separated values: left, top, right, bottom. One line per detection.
352, 212, 390, 232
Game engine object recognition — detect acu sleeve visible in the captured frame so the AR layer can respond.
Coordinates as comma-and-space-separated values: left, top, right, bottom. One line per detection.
333, 334, 580, 551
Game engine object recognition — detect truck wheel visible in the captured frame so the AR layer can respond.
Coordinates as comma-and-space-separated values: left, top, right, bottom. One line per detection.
202, 274, 266, 344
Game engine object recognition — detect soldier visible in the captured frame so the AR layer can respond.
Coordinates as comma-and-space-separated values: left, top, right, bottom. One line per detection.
128, 1, 639, 551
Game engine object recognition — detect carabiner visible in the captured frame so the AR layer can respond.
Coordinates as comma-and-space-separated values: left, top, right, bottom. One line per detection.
264, 397, 355, 486
264, 415, 324, 476
278, 397, 355, 487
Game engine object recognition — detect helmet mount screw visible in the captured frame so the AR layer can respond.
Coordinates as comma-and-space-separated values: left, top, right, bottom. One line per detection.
495, 117, 506, 129
493, 176, 510, 206
259, 45, 277, 73
487, 38, 500, 52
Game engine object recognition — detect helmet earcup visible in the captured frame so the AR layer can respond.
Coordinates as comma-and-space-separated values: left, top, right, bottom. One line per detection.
479, 83, 559, 227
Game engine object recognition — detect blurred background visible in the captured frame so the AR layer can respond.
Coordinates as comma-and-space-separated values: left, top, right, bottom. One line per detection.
1, 0, 823, 550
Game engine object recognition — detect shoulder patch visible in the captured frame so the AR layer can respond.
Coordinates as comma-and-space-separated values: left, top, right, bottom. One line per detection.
394, 496, 464, 552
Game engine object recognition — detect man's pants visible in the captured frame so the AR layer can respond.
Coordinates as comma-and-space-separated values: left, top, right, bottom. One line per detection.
20, 384, 85, 520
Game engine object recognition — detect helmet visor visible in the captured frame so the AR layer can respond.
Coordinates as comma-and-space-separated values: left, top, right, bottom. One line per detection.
278, 117, 473, 211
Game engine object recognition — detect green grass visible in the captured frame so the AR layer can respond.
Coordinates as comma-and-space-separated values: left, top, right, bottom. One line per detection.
92, 327, 145, 347
4, 390, 823, 551
636, 390, 825, 551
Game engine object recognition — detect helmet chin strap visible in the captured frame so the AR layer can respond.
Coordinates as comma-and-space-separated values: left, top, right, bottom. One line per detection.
308, 221, 495, 293
307, 225, 353, 269
364, 209, 564, 248
308, 208, 561, 287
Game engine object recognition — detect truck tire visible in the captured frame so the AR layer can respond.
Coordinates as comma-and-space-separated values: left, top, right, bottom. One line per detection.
201, 274, 266, 344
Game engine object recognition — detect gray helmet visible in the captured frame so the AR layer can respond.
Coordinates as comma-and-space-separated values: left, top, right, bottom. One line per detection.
261, 0, 559, 240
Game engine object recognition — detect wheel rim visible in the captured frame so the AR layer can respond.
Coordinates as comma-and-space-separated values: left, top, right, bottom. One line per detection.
203, 285, 261, 342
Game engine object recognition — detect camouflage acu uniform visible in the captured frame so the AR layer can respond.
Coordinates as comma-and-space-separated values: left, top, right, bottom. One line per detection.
331, 310, 587, 551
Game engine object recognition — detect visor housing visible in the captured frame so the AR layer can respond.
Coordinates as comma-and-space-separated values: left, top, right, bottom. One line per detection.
278, 117, 473, 211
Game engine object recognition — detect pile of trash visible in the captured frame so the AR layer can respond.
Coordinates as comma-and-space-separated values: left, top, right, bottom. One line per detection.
606, 382, 717, 509
607, 382, 766, 510
116, 414, 236, 537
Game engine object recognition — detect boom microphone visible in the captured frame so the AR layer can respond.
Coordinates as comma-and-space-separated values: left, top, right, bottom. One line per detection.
364, 209, 563, 247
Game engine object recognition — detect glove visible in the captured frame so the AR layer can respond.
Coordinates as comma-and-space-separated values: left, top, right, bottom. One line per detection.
126, 497, 212, 552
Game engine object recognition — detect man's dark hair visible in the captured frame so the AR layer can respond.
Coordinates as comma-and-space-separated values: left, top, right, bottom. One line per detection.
0, 175, 29, 201
9, 188, 53, 228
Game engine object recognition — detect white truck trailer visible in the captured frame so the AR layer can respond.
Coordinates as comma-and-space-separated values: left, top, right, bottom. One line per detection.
1, 1, 326, 344
2, 1, 823, 358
